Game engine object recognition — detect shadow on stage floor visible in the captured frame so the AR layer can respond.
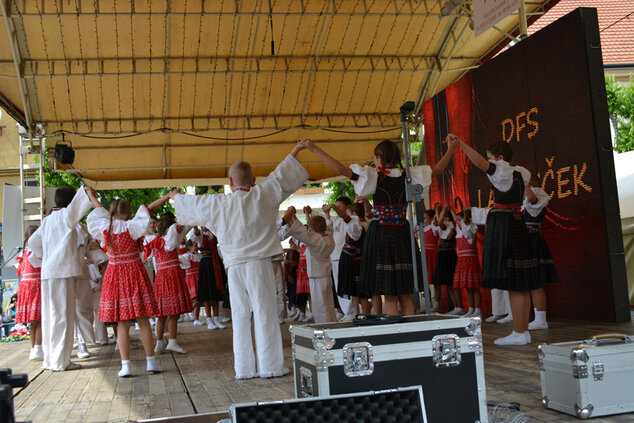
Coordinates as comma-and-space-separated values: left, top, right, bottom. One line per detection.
5, 311, 634, 422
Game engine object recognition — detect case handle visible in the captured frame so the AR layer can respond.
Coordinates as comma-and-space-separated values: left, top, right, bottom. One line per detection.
589, 333, 630, 345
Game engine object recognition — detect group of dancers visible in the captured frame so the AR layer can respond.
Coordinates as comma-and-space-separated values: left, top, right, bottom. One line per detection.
14, 134, 556, 382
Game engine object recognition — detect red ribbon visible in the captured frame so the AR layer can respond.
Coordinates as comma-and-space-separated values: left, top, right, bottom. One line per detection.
377, 166, 391, 176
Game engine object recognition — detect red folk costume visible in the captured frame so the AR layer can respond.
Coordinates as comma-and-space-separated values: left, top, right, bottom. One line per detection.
295, 243, 310, 294
423, 224, 439, 284
453, 221, 482, 289
15, 248, 42, 323
182, 252, 201, 301
145, 223, 193, 316
87, 206, 158, 322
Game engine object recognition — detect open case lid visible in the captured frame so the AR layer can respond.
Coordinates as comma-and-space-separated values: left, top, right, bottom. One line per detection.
230, 386, 427, 423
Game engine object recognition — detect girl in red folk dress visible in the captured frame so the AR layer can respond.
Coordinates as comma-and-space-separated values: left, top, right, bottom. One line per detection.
146, 214, 193, 354
86, 190, 168, 377
181, 239, 204, 326
15, 225, 43, 361
451, 208, 482, 317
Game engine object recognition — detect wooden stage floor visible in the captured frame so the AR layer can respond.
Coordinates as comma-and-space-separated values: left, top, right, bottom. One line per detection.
4, 313, 633, 423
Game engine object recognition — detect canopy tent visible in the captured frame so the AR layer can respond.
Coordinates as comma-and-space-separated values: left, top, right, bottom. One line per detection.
0, 0, 558, 188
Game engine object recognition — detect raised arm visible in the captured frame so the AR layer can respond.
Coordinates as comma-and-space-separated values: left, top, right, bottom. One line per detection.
431, 135, 458, 177
149, 189, 180, 212
451, 134, 489, 172
301, 139, 354, 179
85, 187, 103, 209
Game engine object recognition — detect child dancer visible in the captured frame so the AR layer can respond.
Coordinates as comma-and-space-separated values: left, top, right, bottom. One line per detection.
423, 210, 440, 312
323, 197, 357, 320
191, 227, 227, 330
336, 202, 371, 314
286, 211, 336, 323
285, 248, 300, 318
434, 205, 461, 314
146, 214, 194, 354
523, 176, 558, 330
86, 242, 109, 345
302, 138, 456, 316
181, 239, 204, 326
28, 186, 94, 371
172, 141, 309, 379
452, 208, 482, 317
452, 135, 540, 345
293, 241, 312, 322
15, 225, 43, 361
86, 191, 167, 376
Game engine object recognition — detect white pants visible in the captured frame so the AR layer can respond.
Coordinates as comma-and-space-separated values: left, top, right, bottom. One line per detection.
309, 277, 337, 323
491, 289, 511, 316
331, 260, 358, 317
227, 259, 284, 379
92, 289, 108, 344
41, 278, 79, 371
75, 278, 95, 345
273, 260, 287, 321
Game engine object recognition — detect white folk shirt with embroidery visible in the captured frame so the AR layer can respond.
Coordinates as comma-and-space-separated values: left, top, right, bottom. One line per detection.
486, 159, 531, 192
172, 154, 309, 268
348, 165, 432, 197
28, 187, 93, 280
287, 219, 335, 278
87, 205, 150, 244
521, 186, 550, 217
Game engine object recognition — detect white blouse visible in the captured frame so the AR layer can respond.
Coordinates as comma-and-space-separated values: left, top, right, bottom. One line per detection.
437, 221, 455, 240
163, 223, 190, 252
487, 160, 531, 192
87, 205, 150, 243
522, 186, 550, 217
349, 164, 432, 197
456, 221, 477, 244
344, 216, 368, 242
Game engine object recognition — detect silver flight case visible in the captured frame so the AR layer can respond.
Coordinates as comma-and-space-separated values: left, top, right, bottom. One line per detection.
539, 333, 634, 419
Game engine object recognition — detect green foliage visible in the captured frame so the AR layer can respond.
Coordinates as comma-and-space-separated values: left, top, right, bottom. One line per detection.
41, 146, 176, 216
606, 75, 634, 153
323, 181, 357, 204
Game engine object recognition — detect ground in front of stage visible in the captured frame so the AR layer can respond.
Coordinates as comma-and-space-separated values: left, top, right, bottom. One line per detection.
5, 312, 634, 422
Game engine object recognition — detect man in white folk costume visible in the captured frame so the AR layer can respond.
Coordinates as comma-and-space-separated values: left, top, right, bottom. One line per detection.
171, 141, 309, 379
28, 186, 94, 371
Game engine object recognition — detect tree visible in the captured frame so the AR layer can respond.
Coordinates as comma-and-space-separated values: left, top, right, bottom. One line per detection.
323, 181, 357, 204
606, 74, 634, 153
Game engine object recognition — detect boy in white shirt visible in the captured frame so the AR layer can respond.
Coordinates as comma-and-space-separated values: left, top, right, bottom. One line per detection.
286, 209, 336, 323
171, 141, 309, 379
28, 185, 94, 371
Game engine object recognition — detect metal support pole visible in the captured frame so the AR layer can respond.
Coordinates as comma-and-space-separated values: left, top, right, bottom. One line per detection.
519, 0, 528, 39
400, 101, 432, 315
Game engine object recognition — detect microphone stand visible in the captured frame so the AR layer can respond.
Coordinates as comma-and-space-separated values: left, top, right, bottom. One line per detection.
400, 101, 431, 316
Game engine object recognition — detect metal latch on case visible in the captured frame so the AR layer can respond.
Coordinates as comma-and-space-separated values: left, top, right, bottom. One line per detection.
432, 334, 461, 368
342, 342, 374, 377
300, 367, 313, 397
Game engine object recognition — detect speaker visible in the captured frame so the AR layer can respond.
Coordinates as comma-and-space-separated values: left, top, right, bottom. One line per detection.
54, 143, 75, 164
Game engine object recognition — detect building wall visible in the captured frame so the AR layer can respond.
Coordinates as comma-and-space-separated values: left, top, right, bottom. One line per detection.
0, 109, 20, 225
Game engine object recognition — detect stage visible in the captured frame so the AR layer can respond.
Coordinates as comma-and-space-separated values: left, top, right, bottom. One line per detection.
5, 313, 634, 423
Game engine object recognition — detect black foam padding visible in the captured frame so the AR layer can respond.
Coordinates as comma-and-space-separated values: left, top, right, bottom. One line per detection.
233, 389, 424, 423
